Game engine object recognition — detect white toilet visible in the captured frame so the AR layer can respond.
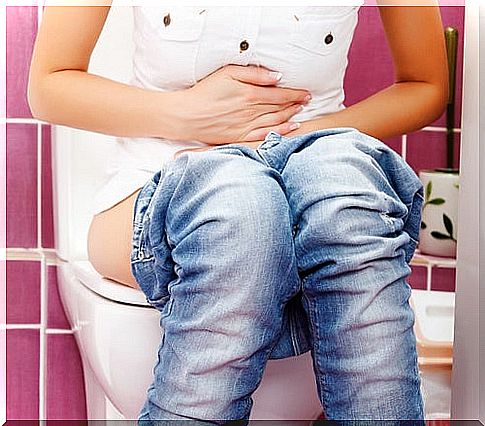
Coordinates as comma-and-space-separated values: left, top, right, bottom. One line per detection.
50, 5, 322, 422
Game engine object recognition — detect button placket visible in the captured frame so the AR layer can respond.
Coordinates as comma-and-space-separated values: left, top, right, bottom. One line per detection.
236, 7, 261, 64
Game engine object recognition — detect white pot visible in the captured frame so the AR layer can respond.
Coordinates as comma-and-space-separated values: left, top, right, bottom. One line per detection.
418, 170, 459, 258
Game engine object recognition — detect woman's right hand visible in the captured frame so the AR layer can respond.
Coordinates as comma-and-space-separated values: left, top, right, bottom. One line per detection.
172, 64, 311, 144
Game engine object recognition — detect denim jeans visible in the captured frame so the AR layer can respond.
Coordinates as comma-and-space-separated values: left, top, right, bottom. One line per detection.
131, 128, 425, 424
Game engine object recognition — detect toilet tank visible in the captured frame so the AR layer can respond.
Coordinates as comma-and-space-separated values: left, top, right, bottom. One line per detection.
52, 5, 134, 262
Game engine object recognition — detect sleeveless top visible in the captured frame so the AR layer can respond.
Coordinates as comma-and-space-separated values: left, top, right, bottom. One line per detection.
91, 5, 362, 216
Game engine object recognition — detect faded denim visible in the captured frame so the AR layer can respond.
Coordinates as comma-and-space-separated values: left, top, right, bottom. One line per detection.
131, 128, 425, 424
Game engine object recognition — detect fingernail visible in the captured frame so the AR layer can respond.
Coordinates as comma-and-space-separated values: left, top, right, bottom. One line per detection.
289, 122, 301, 130
268, 71, 283, 81
304, 94, 312, 102
296, 105, 304, 112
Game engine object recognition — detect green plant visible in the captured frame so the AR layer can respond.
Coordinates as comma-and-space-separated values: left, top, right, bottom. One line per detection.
431, 213, 457, 242
420, 181, 445, 230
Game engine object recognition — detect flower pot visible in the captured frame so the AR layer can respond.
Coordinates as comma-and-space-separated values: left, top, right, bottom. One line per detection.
418, 170, 459, 258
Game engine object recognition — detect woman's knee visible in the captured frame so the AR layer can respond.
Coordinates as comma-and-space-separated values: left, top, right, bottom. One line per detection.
166, 150, 293, 247
286, 132, 411, 265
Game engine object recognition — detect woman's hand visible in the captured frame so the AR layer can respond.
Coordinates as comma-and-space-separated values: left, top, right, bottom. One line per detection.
171, 64, 311, 145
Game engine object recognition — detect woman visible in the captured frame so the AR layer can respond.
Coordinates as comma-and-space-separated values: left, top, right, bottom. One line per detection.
28, 2, 448, 423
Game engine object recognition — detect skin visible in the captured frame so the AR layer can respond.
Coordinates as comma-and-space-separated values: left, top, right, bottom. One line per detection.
28, 2, 448, 288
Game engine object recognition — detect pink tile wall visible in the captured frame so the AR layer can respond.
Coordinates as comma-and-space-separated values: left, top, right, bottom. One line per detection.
6, 123, 38, 248
42, 125, 55, 249
6, 330, 40, 420
46, 335, 87, 420
6, 261, 40, 324
47, 265, 70, 329
407, 131, 461, 172
6, 6, 37, 119
6, 5, 86, 421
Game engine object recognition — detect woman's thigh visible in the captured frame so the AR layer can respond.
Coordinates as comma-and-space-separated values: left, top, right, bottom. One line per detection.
87, 189, 141, 289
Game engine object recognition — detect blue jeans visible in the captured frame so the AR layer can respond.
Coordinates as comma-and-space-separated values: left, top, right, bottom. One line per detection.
131, 128, 425, 424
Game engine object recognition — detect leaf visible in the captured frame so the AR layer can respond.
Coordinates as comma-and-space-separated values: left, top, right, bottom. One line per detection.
431, 231, 452, 240
443, 213, 454, 237
425, 181, 433, 201
428, 198, 446, 205
421, 221, 427, 229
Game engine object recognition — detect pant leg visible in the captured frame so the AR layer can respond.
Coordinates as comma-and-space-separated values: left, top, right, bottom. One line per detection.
131, 148, 301, 424
281, 130, 425, 421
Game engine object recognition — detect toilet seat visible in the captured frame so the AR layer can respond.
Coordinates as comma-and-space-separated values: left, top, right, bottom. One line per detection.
71, 260, 151, 307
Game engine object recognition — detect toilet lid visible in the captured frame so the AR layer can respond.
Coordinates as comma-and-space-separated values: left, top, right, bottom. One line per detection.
71, 260, 152, 307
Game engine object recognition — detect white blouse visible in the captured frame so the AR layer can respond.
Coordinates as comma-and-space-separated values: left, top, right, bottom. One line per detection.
92, 5, 362, 216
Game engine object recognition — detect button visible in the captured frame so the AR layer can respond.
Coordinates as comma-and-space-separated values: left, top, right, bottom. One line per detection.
324, 33, 334, 45
163, 13, 171, 27
239, 40, 249, 52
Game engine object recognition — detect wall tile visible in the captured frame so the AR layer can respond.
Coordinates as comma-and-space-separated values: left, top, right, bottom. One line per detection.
6, 6, 37, 118
47, 265, 70, 329
6, 329, 40, 420
382, 135, 402, 156
345, 7, 464, 129
431, 268, 456, 292
406, 131, 461, 173
6, 261, 40, 324
42, 125, 55, 249
6, 124, 38, 248
408, 266, 455, 292
46, 335, 87, 420
409, 266, 427, 290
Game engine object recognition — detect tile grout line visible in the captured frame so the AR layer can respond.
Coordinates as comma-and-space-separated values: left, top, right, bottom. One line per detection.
2, 324, 72, 333
38, 253, 47, 420
426, 264, 433, 292
45, 329, 74, 335
401, 134, 407, 162
5, 248, 58, 264
422, 126, 461, 134
37, 5, 46, 421
2, 324, 42, 330
37, 122, 42, 250
3, 118, 47, 124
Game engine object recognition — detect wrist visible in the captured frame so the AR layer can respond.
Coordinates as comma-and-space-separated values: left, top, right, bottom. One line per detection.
154, 89, 195, 141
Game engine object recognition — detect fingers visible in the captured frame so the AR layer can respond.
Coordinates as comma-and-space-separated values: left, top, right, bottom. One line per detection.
222, 64, 311, 105
254, 103, 303, 128
244, 121, 301, 142
224, 64, 283, 86
250, 85, 311, 105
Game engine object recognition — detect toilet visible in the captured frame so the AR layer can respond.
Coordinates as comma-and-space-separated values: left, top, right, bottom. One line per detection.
50, 5, 322, 422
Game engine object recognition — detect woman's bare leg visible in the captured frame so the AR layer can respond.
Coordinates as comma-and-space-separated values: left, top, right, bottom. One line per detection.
87, 189, 142, 289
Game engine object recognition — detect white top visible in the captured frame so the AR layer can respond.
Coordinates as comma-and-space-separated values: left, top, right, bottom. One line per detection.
91, 5, 362, 216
